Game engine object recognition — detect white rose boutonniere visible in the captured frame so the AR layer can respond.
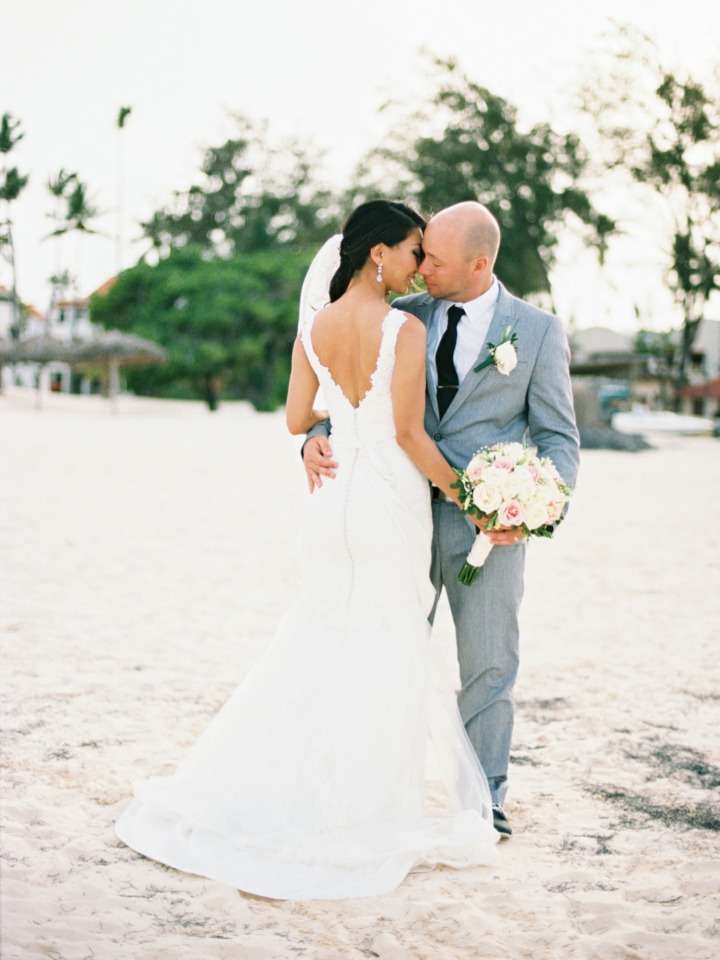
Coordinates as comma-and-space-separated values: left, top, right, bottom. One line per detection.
474, 326, 518, 376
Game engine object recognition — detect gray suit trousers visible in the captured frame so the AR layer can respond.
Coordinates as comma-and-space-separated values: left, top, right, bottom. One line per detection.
430, 500, 525, 806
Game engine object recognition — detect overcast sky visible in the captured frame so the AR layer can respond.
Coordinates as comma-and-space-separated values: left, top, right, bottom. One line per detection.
3, 0, 719, 330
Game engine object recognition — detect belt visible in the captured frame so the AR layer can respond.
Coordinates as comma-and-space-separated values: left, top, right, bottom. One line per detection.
431, 485, 454, 503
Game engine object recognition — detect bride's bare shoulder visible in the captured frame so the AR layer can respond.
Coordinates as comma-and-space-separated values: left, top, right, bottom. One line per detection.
395, 311, 427, 341
394, 312, 427, 366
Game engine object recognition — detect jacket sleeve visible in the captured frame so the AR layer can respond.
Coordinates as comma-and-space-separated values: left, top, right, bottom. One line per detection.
305, 418, 331, 442
299, 418, 332, 462
526, 316, 580, 491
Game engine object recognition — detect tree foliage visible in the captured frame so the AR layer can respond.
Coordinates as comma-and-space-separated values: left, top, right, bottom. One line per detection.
45, 170, 100, 238
89, 246, 311, 410
581, 25, 720, 388
112, 117, 338, 409
117, 106, 132, 130
141, 116, 340, 258
353, 57, 614, 303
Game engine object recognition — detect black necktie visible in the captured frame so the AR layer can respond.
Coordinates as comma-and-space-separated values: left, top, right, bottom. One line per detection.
436, 305, 465, 418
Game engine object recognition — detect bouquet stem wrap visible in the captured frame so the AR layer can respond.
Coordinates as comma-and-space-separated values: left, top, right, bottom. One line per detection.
458, 531, 494, 585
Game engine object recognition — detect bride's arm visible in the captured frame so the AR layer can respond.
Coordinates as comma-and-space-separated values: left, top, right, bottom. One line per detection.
392, 316, 466, 509
286, 337, 329, 435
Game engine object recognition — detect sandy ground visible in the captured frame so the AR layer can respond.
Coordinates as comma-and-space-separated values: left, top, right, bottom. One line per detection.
1, 385, 718, 960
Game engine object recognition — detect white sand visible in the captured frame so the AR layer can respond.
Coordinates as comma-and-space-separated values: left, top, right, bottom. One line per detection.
1, 385, 718, 960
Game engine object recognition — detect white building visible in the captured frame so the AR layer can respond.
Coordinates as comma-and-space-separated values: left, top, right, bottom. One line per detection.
1, 279, 114, 392
568, 326, 633, 360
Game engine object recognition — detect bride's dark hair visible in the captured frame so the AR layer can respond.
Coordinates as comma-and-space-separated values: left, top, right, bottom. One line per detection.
329, 200, 426, 302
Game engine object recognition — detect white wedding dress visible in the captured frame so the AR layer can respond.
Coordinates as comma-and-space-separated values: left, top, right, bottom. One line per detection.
116, 308, 499, 899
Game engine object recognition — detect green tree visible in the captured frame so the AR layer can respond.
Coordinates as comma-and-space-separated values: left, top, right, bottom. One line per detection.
581, 26, 720, 393
89, 245, 311, 410
141, 116, 340, 258
353, 57, 614, 304
0, 113, 29, 336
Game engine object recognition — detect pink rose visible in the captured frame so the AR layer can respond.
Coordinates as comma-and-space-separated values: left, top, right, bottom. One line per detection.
488, 457, 514, 475
468, 461, 485, 481
546, 501, 563, 523
497, 500, 526, 527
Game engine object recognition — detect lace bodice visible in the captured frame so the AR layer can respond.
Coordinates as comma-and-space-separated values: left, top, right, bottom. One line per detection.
300, 308, 407, 444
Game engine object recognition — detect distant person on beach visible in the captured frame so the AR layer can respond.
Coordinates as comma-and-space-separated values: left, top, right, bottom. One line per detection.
116, 200, 502, 899
303, 201, 580, 838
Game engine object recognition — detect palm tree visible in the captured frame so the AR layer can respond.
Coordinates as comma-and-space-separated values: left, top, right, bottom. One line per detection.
47, 175, 99, 239
0, 113, 29, 337
116, 105, 132, 272
45, 169, 100, 330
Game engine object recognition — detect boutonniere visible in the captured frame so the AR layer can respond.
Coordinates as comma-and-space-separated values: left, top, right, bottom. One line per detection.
474, 326, 518, 376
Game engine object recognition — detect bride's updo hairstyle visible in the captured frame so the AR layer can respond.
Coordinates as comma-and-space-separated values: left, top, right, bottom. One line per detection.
329, 200, 426, 302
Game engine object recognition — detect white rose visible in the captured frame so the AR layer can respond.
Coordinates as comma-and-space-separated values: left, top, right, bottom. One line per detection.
534, 466, 551, 484
494, 340, 518, 376
502, 442, 526, 463
489, 472, 516, 499
473, 482, 503, 514
504, 467, 535, 502
540, 481, 561, 502
525, 502, 550, 530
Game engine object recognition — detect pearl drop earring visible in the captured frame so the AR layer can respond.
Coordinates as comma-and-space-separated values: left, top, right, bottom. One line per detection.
376, 261, 383, 283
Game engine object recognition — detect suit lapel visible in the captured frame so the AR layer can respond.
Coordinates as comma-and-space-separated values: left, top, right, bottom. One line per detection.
442, 286, 517, 419
424, 297, 445, 420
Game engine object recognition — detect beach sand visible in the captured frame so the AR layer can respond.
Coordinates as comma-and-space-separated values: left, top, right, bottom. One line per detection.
1, 386, 718, 959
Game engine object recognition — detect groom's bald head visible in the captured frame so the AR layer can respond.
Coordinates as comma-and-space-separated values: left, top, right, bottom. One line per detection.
430, 202, 501, 267
419, 202, 501, 302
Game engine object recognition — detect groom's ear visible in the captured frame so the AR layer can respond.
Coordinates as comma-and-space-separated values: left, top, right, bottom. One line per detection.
471, 255, 490, 275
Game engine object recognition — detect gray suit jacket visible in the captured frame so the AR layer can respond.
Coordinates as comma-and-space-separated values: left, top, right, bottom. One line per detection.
391, 283, 580, 490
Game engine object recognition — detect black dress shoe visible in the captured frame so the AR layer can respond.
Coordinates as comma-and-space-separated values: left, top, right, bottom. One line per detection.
492, 805, 512, 838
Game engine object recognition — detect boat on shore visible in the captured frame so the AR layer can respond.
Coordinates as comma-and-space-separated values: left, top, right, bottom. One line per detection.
612, 405, 716, 436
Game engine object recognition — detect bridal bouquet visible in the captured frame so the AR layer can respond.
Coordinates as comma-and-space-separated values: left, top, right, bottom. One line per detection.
451, 442, 572, 585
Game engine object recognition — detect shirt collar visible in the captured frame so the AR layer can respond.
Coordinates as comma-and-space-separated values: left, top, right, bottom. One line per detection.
443, 277, 499, 324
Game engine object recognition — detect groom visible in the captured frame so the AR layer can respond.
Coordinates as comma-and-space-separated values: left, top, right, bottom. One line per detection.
304, 202, 580, 837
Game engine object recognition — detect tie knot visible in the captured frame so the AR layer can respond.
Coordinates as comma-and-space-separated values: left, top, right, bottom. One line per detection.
447, 305, 465, 328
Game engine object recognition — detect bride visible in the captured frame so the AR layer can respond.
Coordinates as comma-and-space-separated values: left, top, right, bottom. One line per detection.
115, 200, 499, 900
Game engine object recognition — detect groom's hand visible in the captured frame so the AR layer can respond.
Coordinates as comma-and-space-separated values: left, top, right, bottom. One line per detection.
303, 436, 338, 492
479, 517, 526, 546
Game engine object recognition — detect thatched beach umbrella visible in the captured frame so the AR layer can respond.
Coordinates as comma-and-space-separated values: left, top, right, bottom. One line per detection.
0, 339, 14, 395
71, 331, 167, 411
2, 335, 74, 407
0, 338, 14, 384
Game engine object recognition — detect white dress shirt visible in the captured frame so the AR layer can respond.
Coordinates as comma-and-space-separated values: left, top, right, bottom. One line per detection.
428, 278, 500, 392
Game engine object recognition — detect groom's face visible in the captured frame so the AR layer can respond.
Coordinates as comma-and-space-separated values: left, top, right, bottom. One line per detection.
419, 222, 478, 302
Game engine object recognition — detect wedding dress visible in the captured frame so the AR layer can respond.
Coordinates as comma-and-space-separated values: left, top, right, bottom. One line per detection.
115, 308, 499, 899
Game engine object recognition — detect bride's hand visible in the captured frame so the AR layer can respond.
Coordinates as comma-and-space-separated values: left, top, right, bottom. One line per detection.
302, 435, 337, 492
